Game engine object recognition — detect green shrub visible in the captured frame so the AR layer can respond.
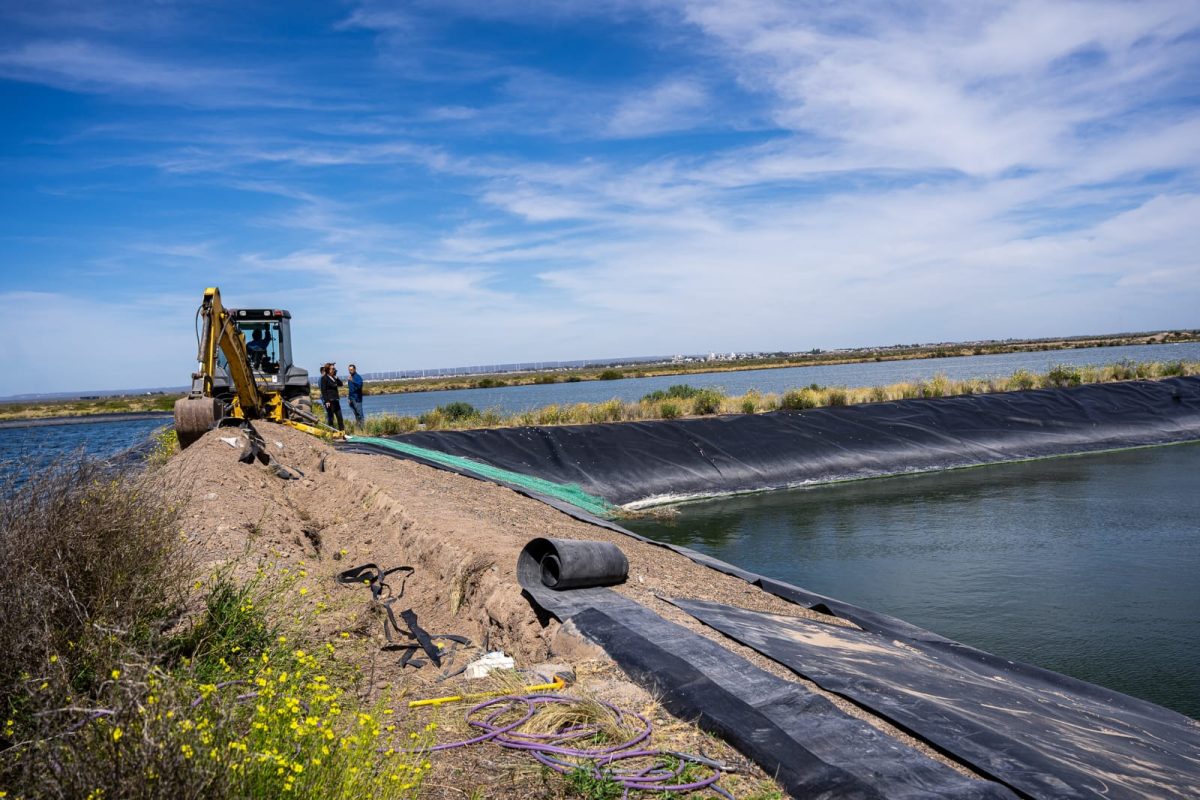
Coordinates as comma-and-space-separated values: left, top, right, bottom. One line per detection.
588, 399, 625, 423
1161, 361, 1186, 377
660, 402, 682, 419
533, 374, 559, 384
922, 374, 950, 398
780, 389, 817, 410
642, 384, 701, 402
361, 414, 419, 436
1105, 360, 1137, 381
536, 404, 566, 425
149, 427, 180, 465
423, 401, 478, 425
741, 390, 760, 415
1009, 370, 1037, 390
597, 369, 624, 381
691, 389, 725, 415
827, 389, 849, 406
1045, 364, 1082, 388
166, 573, 275, 681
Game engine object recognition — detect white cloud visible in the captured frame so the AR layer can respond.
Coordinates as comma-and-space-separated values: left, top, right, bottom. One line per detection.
607, 79, 709, 137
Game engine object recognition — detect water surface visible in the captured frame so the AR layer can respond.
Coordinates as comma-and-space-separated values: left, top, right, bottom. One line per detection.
625, 444, 1200, 718
0, 417, 168, 471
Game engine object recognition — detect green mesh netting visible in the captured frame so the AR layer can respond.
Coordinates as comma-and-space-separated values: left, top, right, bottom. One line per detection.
346, 435, 616, 518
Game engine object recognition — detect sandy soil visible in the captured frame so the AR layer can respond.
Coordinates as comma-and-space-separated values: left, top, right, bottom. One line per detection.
163, 422, 984, 795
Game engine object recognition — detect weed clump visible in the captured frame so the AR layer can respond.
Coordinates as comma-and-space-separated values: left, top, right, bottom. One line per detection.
780, 389, 818, 410
359, 414, 419, 436
436, 401, 479, 421
1045, 364, 1082, 388
691, 389, 725, 415
641, 384, 701, 402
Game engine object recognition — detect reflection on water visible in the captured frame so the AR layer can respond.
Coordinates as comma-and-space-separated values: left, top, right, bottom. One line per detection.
626, 444, 1200, 719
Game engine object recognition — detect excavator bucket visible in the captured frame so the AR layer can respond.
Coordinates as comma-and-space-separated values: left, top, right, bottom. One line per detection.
174, 396, 222, 448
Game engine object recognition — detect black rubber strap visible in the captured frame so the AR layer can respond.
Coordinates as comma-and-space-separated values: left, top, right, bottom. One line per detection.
401, 608, 442, 668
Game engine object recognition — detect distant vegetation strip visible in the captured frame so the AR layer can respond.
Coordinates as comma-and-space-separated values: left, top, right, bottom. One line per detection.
0, 393, 177, 422
351, 360, 1200, 435
360, 329, 1198, 396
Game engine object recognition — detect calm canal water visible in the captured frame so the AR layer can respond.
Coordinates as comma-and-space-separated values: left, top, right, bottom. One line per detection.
362, 341, 1200, 417
625, 443, 1200, 719
0, 417, 169, 470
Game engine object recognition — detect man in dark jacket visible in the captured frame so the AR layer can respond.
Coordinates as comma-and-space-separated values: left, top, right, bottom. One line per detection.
319, 363, 344, 431
347, 363, 365, 425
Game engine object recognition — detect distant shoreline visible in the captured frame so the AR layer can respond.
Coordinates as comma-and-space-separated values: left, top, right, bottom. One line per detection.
0, 411, 173, 430
1, 331, 1196, 423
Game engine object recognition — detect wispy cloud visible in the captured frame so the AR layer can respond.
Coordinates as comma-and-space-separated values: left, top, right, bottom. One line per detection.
2, 0, 1198, 394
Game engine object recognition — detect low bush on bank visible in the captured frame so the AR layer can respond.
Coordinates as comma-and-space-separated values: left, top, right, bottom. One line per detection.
0, 458, 432, 799
780, 389, 818, 410
691, 389, 725, 415
641, 384, 702, 402
357, 413, 421, 436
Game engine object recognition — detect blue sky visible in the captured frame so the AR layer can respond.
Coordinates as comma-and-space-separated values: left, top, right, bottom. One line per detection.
2, 0, 1198, 395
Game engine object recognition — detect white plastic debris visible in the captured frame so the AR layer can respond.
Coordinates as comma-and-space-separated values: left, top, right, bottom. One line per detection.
464, 651, 515, 680
219, 437, 241, 448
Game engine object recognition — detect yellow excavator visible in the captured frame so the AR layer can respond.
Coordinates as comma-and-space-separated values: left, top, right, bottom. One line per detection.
174, 287, 335, 448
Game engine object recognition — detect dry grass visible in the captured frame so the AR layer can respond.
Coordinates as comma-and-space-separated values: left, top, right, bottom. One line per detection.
0, 457, 190, 700
406, 660, 783, 800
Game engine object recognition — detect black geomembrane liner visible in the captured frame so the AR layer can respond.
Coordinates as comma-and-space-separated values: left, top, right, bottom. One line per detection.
671, 597, 1200, 800
394, 377, 1200, 506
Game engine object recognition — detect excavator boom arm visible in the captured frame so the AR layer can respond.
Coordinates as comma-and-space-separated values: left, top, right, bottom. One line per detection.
196, 287, 264, 415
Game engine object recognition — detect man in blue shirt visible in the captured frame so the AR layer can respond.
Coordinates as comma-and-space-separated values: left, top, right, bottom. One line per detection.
347, 363, 365, 425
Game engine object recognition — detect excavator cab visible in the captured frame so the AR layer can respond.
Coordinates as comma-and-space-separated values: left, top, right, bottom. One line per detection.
213, 309, 310, 404
175, 289, 323, 447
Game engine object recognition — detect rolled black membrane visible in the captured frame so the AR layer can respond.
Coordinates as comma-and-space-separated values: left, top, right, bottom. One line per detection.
517, 537, 628, 590
515, 554, 1016, 800
391, 377, 1200, 506
669, 598, 1200, 800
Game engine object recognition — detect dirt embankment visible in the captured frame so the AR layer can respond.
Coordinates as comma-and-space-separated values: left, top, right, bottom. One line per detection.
164, 422, 975, 791
166, 424, 833, 670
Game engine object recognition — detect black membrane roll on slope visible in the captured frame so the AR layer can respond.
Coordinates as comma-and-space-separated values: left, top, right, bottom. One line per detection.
395, 377, 1200, 506
670, 598, 1200, 800
515, 541, 1017, 800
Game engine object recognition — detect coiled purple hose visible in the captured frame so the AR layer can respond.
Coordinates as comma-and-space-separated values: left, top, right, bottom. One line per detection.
416, 693, 733, 798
